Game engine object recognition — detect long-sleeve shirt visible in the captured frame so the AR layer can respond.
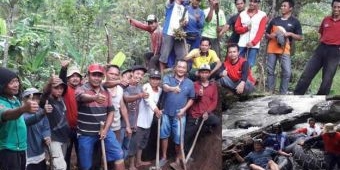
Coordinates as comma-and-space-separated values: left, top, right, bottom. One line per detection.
24, 109, 51, 159
188, 81, 218, 118
60, 67, 78, 129
184, 5, 205, 34
130, 19, 163, 55
235, 9, 267, 48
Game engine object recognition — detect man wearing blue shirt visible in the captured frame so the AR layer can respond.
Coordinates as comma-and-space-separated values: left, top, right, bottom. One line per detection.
184, 0, 205, 50
159, 60, 195, 167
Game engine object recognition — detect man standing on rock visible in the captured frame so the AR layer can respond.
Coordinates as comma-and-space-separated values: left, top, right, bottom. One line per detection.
127, 14, 162, 70
266, 0, 302, 95
235, 0, 267, 67
202, 0, 227, 53
225, 0, 246, 45
294, 0, 340, 95
159, 0, 188, 74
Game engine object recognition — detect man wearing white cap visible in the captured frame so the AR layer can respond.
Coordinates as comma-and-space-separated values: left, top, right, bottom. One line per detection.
127, 14, 162, 70
302, 123, 340, 170
184, 64, 219, 155
59, 60, 83, 170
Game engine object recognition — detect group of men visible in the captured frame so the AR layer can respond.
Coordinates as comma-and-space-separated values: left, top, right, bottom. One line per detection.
0, 55, 220, 170
130, 0, 340, 95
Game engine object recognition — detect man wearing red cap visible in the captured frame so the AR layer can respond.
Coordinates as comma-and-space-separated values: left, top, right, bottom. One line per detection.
75, 64, 124, 170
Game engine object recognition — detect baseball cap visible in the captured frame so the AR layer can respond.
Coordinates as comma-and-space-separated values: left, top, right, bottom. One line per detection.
323, 123, 336, 133
67, 65, 82, 78
121, 68, 132, 76
198, 64, 211, 72
52, 78, 67, 88
88, 64, 105, 74
22, 88, 42, 98
149, 70, 161, 79
132, 65, 147, 73
147, 14, 157, 22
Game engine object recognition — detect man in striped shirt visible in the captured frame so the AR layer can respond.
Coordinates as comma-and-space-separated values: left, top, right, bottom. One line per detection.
75, 64, 124, 170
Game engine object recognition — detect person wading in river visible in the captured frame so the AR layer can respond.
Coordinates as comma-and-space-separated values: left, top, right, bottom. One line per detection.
234, 139, 292, 170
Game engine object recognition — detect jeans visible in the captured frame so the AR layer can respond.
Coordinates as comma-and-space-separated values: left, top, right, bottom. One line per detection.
159, 34, 187, 64
266, 53, 291, 94
184, 114, 220, 154
219, 76, 255, 94
294, 43, 340, 95
239, 47, 259, 67
78, 130, 123, 170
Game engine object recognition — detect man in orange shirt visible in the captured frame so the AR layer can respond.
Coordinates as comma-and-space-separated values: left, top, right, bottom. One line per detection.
265, 0, 302, 94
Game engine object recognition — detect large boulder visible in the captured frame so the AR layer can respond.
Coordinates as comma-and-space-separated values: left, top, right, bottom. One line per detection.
268, 99, 293, 115
310, 100, 340, 122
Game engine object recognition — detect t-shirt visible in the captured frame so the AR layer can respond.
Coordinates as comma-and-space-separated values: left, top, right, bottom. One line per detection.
163, 75, 195, 117
163, 1, 189, 36
76, 83, 115, 136
110, 86, 124, 130
122, 84, 143, 129
244, 148, 277, 168
0, 96, 27, 151
137, 83, 162, 129
266, 16, 302, 55
319, 16, 340, 45
186, 49, 220, 69
202, 8, 226, 39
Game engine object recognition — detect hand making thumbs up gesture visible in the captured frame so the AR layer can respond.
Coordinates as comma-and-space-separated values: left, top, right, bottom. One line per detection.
22, 94, 39, 113
44, 100, 53, 114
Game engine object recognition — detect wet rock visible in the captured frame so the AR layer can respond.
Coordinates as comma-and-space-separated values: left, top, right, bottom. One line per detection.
268, 105, 293, 115
234, 120, 262, 129
268, 99, 293, 115
310, 100, 340, 122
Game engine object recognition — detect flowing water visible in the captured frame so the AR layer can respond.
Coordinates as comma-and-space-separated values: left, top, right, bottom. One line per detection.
222, 95, 325, 147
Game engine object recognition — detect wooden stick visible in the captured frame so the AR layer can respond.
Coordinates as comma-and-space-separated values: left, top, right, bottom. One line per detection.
179, 117, 187, 170
185, 119, 205, 163
100, 121, 108, 170
156, 117, 161, 170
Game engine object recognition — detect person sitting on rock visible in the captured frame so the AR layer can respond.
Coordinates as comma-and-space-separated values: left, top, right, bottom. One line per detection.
300, 123, 340, 170
294, 118, 322, 137
184, 38, 222, 80
263, 123, 290, 152
234, 139, 292, 170
218, 44, 256, 95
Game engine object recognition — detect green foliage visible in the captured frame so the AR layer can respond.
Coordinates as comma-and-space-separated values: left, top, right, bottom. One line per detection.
0, 18, 6, 35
